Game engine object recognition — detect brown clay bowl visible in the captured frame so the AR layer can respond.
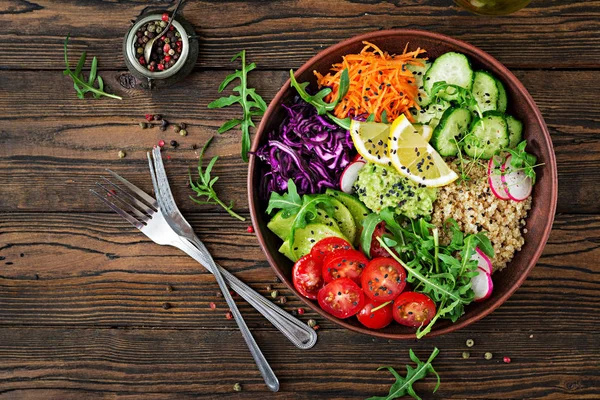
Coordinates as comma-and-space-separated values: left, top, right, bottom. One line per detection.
248, 30, 558, 339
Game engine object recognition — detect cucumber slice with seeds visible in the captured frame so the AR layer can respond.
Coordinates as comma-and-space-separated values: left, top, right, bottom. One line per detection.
506, 115, 523, 148
431, 107, 473, 157
495, 78, 508, 113
424, 52, 474, 94
464, 111, 509, 160
471, 71, 499, 113
410, 99, 451, 129
406, 61, 432, 107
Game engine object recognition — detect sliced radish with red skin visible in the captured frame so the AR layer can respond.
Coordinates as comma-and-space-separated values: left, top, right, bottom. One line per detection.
471, 267, 493, 302
488, 156, 509, 200
471, 247, 493, 275
501, 155, 533, 201
352, 154, 366, 163
340, 161, 366, 194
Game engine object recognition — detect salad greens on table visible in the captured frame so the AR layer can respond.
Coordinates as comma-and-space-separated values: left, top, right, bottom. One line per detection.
208, 50, 267, 162
253, 41, 541, 338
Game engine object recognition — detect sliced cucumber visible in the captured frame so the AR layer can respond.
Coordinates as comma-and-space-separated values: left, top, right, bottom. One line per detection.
495, 78, 508, 113
424, 52, 474, 94
279, 223, 349, 262
464, 111, 509, 160
267, 208, 339, 240
506, 115, 523, 148
431, 108, 473, 157
471, 71, 499, 113
328, 198, 357, 245
406, 61, 432, 107
326, 189, 370, 245
410, 99, 451, 129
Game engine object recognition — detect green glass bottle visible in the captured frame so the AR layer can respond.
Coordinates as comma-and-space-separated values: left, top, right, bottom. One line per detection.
454, 0, 532, 15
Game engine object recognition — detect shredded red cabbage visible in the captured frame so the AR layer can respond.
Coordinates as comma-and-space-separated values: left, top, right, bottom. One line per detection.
255, 98, 354, 198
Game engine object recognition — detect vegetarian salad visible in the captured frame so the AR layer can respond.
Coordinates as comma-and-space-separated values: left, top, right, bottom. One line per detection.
256, 42, 539, 338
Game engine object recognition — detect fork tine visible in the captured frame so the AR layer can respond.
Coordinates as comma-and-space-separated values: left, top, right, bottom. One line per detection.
101, 177, 157, 217
147, 151, 166, 211
90, 189, 145, 230
105, 168, 158, 208
152, 146, 179, 208
95, 182, 151, 223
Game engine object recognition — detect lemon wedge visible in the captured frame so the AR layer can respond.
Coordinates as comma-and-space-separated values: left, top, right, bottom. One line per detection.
349, 120, 391, 165
414, 124, 433, 142
388, 115, 458, 187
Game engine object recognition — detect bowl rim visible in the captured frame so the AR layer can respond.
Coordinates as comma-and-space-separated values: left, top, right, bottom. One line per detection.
248, 29, 558, 339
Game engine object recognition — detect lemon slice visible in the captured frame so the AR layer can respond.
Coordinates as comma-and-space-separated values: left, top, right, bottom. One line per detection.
349, 120, 391, 165
388, 115, 458, 187
414, 124, 433, 142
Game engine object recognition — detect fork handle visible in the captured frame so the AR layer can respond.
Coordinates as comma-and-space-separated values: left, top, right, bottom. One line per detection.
174, 238, 317, 350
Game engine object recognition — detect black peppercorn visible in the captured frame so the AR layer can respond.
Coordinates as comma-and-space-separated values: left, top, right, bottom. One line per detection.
161, 119, 169, 128
179, 122, 187, 130
153, 114, 162, 121
170, 140, 178, 147
162, 302, 171, 309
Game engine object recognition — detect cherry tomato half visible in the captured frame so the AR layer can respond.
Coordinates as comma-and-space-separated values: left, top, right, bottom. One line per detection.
361, 257, 407, 302
292, 254, 324, 300
310, 237, 353, 264
356, 301, 394, 329
322, 249, 368, 285
318, 278, 364, 319
392, 291, 437, 328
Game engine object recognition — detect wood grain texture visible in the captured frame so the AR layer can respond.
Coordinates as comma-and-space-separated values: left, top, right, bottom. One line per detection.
0, 0, 599, 70
0, 213, 598, 331
0, 327, 598, 400
0, 69, 598, 214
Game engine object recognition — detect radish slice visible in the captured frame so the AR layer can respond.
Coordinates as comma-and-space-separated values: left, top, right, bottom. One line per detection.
471, 267, 493, 302
340, 161, 366, 194
488, 156, 509, 200
501, 155, 533, 202
471, 247, 493, 275
352, 154, 366, 163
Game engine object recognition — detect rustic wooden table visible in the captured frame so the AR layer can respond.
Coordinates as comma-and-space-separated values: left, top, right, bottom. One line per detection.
1, 1, 598, 399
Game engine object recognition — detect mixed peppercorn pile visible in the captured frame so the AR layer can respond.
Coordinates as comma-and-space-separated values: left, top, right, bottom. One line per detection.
134, 13, 183, 72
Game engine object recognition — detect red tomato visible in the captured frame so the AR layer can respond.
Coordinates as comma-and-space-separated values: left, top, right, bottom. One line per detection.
356, 301, 394, 329
292, 254, 324, 300
392, 292, 437, 328
362, 222, 395, 258
310, 237, 352, 264
361, 257, 407, 302
317, 278, 364, 319
322, 249, 368, 285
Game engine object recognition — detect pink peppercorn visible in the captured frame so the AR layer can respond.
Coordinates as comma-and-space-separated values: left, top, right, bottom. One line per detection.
164, 55, 171, 63
503, 356, 511, 363
247, 226, 254, 233
209, 302, 216, 310
163, 44, 171, 53
161, 13, 169, 21
225, 311, 233, 320
297, 308, 305, 315
158, 140, 165, 147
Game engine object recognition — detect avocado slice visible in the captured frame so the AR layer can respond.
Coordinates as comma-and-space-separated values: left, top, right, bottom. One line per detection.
267, 208, 340, 240
326, 189, 370, 244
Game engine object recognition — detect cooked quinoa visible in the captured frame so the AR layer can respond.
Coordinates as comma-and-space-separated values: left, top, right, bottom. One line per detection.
431, 162, 532, 272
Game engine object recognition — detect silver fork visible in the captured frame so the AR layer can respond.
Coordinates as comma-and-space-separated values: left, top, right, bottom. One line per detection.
90, 171, 318, 389
147, 147, 278, 392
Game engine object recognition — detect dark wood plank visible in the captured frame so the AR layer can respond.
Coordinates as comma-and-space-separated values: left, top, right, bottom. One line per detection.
0, 70, 598, 214
0, 327, 597, 399
0, 0, 599, 71
0, 213, 597, 331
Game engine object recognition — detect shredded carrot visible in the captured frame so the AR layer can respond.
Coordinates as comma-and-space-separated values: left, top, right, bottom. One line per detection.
313, 41, 427, 123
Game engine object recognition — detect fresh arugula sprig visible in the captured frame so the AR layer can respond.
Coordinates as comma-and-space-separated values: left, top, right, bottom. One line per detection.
500, 140, 542, 184
266, 179, 335, 258
63, 34, 122, 100
189, 137, 245, 221
208, 50, 267, 162
361, 209, 493, 338
367, 348, 441, 400
289, 69, 351, 130
430, 81, 482, 118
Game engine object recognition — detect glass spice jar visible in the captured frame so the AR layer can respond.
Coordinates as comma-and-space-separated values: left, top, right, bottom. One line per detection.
123, 13, 199, 89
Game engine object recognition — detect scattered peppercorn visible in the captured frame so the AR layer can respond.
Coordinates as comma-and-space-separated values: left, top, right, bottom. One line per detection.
161, 12, 169, 22
484, 352, 493, 360
297, 308, 305, 315
139, 122, 148, 129
153, 114, 162, 121
209, 302, 216, 310
170, 140, 178, 147
225, 311, 233, 320
462, 352, 470, 359
173, 124, 181, 133
162, 302, 171, 310
503, 356, 511, 363
313, 325, 320, 331
158, 139, 165, 147
307, 319, 317, 328
179, 122, 187, 130
191, 144, 198, 150
247, 225, 254, 233
270, 290, 279, 299
145, 114, 153, 122
118, 150, 126, 159
233, 383, 242, 392
166, 284, 173, 292
179, 129, 187, 136
278, 296, 287, 304
161, 119, 169, 128
466, 339, 474, 347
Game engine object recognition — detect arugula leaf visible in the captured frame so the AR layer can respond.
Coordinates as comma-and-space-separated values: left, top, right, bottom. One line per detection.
189, 137, 246, 221
208, 50, 266, 162
289, 69, 351, 130
367, 348, 440, 400
266, 180, 335, 257
501, 140, 542, 184
430, 81, 481, 118
63, 34, 122, 100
